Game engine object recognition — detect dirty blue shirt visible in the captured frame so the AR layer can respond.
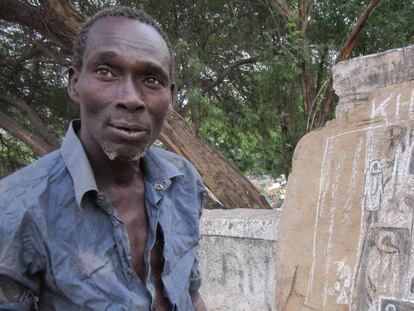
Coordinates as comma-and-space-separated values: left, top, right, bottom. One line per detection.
0, 121, 205, 310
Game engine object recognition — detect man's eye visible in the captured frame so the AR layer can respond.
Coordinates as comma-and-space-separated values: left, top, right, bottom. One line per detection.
146, 77, 161, 85
96, 68, 113, 77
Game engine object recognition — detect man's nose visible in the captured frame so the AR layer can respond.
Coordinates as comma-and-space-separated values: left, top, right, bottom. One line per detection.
116, 76, 145, 111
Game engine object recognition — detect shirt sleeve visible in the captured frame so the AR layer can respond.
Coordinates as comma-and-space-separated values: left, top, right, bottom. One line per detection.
0, 276, 37, 310
0, 199, 45, 310
188, 252, 202, 302
189, 181, 206, 302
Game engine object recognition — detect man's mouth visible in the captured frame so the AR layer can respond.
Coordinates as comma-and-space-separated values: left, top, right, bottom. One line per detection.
108, 122, 149, 138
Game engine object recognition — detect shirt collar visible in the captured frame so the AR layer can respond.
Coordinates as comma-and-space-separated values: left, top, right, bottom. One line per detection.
61, 120, 98, 207
141, 147, 184, 189
141, 148, 184, 206
61, 120, 184, 207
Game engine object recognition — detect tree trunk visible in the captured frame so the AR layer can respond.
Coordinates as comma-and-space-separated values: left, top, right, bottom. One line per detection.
0, 95, 60, 149
162, 111, 270, 209
0, 0, 271, 209
266, 0, 382, 130
0, 111, 52, 156
314, 0, 383, 128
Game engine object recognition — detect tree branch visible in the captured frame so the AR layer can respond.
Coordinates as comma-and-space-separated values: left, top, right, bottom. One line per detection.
0, 45, 41, 66
298, 0, 314, 37
0, 110, 52, 156
161, 109, 271, 209
0, 1, 46, 38
26, 55, 41, 104
0, 94, 60, 149
202, 57, 258, 93
176, 57, 259, 117
336, 0, 382, 62
314, 0, 383, 129
265, 0, 292, 20
33, 40, 71, 66
315, 47, 328, 95
0, 0, 84, 53
41, 0, 85, 51
0, 0, 270, 209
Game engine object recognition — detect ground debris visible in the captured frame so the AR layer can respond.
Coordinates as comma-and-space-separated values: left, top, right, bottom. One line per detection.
248, 174, 287, 209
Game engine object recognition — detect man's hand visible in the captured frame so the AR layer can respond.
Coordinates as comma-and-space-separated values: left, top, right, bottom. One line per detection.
193, 296, 207, 311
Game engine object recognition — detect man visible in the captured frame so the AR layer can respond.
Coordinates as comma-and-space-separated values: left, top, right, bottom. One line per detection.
0, 6, 207, 311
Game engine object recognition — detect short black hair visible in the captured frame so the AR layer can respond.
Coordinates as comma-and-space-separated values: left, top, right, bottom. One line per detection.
72, 6, 175, 78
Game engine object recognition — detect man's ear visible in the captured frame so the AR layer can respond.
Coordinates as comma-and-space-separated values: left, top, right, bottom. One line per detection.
68, 66, 80, 103
170, 82, 177, 111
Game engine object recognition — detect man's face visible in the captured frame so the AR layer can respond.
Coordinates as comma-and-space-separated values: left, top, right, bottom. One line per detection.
69, 17, 173, 162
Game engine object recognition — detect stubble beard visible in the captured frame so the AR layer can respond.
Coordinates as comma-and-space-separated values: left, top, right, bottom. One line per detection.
101, 143, 148, 163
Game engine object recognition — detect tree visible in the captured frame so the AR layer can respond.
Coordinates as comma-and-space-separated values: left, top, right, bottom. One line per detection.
0, 0, 270, 209
1, 0, 413, 191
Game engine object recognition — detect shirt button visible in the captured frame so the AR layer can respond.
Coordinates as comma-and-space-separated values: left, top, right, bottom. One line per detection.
96, 194, 105, 205
155, 183, 164, 191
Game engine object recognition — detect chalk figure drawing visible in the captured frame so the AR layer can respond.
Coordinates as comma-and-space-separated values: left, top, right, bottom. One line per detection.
305, 89, 414, 311
357, 92, 414, 310
364, 160, 384, 212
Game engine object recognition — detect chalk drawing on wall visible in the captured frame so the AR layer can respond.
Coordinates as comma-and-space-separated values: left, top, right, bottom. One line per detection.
364, 160, 384, 212
379, 297, 414, 311
355, 227, 411, 310
304, 89, 414, 310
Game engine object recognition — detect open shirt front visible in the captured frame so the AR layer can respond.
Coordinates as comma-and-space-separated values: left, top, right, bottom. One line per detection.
0, 121, 205, 310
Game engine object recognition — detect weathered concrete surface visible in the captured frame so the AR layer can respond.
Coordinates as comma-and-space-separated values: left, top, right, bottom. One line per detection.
199, 208, 281, 311
334, 45, 414, 117
277, 46, 414, 311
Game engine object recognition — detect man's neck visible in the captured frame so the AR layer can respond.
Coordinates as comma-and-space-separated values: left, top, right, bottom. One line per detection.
90, 154, 144, 190
78, 128, 145, 189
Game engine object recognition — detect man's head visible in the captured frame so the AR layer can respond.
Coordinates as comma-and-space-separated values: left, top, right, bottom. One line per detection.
72, 6, 175, 77
68, 7, 175, 162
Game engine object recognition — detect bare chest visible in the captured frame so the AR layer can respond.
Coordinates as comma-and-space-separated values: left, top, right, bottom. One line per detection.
117, 201, 172, 309
115, 197, 149, 281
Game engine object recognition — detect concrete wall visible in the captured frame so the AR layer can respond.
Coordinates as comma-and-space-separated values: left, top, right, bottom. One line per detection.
197, 44, 414, 311
333, 45, 414, 117
199, 209, 281, 311
277, 45, 414, 310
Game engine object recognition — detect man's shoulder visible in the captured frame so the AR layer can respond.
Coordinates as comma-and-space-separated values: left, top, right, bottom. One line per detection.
0, 149, 65, 205
150, 147, 201, 179
151, 147, 206, 216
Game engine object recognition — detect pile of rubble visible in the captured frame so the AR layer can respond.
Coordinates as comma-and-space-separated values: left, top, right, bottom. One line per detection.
248, 174, 287, 209
204, 174, 287, 209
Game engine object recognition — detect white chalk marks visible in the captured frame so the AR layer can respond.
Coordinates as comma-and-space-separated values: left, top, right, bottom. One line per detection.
364, 160, 384, 212
305, 87, 414, 310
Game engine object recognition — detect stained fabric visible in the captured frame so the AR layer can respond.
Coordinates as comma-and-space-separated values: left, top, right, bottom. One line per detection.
0, 121, 204, 310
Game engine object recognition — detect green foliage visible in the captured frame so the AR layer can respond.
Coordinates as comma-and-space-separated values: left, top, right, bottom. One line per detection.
1, 0, 414, 178
354, 0, 414, 54
0, 23, 71, 176
0, 131, 36, 178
